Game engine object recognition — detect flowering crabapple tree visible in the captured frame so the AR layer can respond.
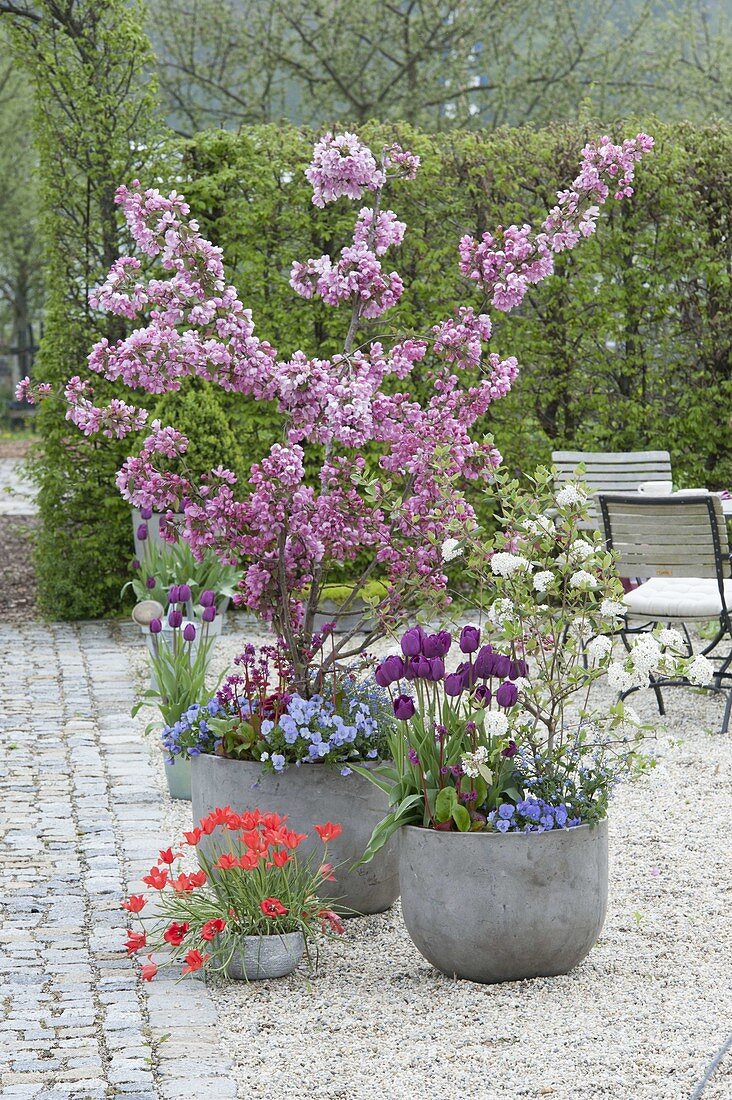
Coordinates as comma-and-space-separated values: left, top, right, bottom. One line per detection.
19, 130, 653, 691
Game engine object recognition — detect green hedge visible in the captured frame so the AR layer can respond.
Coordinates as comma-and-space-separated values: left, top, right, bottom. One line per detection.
179, 119, 732, 487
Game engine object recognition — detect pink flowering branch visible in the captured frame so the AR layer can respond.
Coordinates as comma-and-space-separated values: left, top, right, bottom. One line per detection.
63, 128, 653, 689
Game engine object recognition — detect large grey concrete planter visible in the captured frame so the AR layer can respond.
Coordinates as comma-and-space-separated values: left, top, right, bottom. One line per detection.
217, 932, 305, 980
190, 755, 399, 915
399, 820, 608, 984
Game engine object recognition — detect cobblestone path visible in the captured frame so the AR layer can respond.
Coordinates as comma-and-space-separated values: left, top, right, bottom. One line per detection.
0, 621, 239, 1099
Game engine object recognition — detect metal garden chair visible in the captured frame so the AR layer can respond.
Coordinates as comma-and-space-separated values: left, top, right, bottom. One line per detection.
598, 492, 732, 732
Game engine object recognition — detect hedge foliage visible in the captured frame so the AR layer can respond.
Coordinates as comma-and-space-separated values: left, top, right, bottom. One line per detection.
179, 119, 732, 489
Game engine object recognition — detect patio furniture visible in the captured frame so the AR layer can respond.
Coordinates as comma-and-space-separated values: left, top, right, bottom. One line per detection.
552, 449, 672, 528
598, 492, 732, 732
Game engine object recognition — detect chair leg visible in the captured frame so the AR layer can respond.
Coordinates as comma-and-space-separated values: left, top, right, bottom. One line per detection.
649, 672, 665, 717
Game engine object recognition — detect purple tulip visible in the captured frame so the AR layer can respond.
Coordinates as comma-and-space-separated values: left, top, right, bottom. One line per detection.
146, 576, 156, 590
140, 506, 153, 521
149, 617, 162, 635
183, 623, 196, 642
414, 655, 431, 680
168, 585, 181, 604
202, 605, 216, 623
136, 523, 148, 542
407, 748, 420, 765
501, 740, 518, 758
393, 694, 416, 721
474, 684, 492, 707
200, 589, 216, 608
178, 583, 192, 603
496, 681, 519, 708
474, 645, 496, 679
493, 654, 512, 679
375, 663, 391, 689
400, 626, 424, 658
458, 660, 479, 690
383, 654, 405, 683
459, 625, 481, 654
131, 559, 141, 571
444, 673, 464, 697
423, 631, 452, 659
510, 658, 528, 679
168, 609, 183, 629
428, 656, 445, 681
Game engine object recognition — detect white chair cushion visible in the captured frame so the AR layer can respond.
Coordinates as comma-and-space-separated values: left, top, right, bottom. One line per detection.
624, 577, 732, 621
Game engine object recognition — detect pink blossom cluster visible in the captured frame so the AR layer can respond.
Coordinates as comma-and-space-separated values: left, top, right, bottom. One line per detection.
67, 129, 652, 670
290, 244, 403, 318
459, 133, 654, 312
305, 132, 386, 208
65, 376, 148, 439
15, 377, 52, 404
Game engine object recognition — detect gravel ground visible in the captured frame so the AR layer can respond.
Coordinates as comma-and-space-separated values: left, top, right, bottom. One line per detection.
123, 616, 732, 1100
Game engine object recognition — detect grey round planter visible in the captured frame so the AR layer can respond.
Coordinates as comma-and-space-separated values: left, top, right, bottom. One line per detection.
217, 931, 305, 980
163, 752, 191, 801
313, 598, 376, 636
131, 508, 184, 559
190, 754, 399, 915
399, 820, 608, 984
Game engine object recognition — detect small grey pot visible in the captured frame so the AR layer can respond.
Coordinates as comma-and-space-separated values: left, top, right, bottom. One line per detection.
220, 932, 305, 980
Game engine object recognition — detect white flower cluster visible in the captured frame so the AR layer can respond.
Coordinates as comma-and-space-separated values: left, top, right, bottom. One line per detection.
487, 598, 516, 628
441, 538, 462, 563
523, 515, 555, 537
600, 598, 626, 619
658, 628, 685, 652
490, 552, 530, 577
555, 484, 587, 507
461, 745, 489, 778
569, 538, 595, 563
533, 570, 554, 593
687, 654, 714, 686
483, 711, 509, 737
569, 569, 597, 590
586, 634, 613, 665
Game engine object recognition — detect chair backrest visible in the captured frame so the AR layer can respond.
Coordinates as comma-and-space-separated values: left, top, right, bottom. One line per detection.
552, 450, 673, 529
597, 493, 731, 580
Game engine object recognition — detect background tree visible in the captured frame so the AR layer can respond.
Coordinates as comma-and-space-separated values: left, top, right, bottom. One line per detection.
149, 0, 730, 136
3, 0, 163, 617
0, 46, 42, 394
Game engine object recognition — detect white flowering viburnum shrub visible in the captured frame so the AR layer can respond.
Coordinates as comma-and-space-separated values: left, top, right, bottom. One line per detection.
430, 466, 715, 829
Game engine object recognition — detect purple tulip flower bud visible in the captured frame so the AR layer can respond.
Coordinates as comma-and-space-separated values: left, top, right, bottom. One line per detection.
140, 506, 153, 521
474, 684, 492, 707
501, 740, 518, 758
183, 623, 196, 642
136, 523, 148, 542
200, 589, 216, 608
414, 655, 431, 679
407, 748, 420, 765
202, 605, 216, 623
146, 576, 156, 590
168, 585, 181, 604
510, 658, 528, 679
178, 583, 192, 603
393, 694, 416, 721
423, 631, 452, 659
443, 673, 463, 697
400, 626, 424, 658
493, 654, 512, 679
383, 654, 405, 683
149, 617, 162, 635
428, 656, 445, 681
458, 660, 479, 689
496, 681, 519, 708
459, 625, 481, 654
474, 645, 495, 679
168, 609, 183, 629
375, 662, 391, 688
131, 559, 141, 571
